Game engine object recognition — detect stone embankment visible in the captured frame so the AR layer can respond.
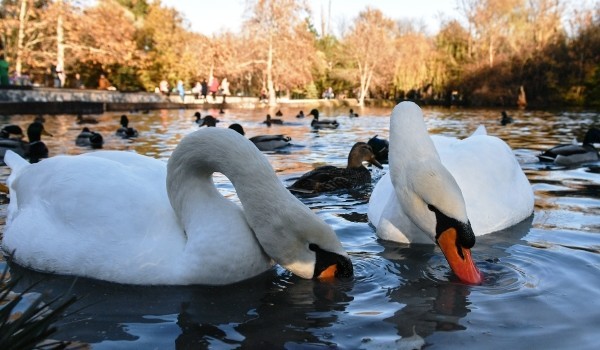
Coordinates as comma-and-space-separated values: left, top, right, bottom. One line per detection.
0, 86, 377, 115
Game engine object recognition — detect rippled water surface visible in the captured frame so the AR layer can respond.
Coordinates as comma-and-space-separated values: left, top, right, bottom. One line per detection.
1, 105, 600, 349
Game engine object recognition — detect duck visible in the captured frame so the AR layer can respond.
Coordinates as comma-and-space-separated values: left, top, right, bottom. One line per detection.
367, 135, 389, 164
288, 142, 383, 193
275, 110, 283, 117
199, 115, 219, 127
116, 115, 138, 138
296, 111, 305, 119
2, 128, 352, 285
76, 114, 99, 124
228, 123, 292, 151
0, 125, 26, 159
537, 127, 600, 165
349, 109, 359, 118
193, 111, 203, 124
368, 102, 534, 284
308, 109, 339, 129
263, 114, 283, 126
500, 111, 513, 126
0, 122, 52, 163
0, 125, 24, 139
76, 127, 104, 149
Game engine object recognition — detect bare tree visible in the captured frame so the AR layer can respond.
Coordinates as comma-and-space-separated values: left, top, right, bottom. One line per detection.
341, 7, 396, 106
243, 0, 316, 106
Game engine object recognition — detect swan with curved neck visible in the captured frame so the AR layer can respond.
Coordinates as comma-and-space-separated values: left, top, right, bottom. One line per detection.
2, 128, 352, 285
369, 102, 534, 284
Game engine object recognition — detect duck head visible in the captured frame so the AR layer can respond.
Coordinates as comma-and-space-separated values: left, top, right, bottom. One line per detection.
308, 109, 319, 120
120, 115, 129, 128
347, 142, 383, 169
200, 115, 218, 127
228, 123, 245, 136
27, 121, 52, 142
583, 127, 600, 145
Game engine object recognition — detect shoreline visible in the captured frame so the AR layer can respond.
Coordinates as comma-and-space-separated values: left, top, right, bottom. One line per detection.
0, 86, 399, 115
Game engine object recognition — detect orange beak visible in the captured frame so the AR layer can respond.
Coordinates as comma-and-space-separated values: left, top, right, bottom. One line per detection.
317, 264, 338, 280
437, 227, 483, 284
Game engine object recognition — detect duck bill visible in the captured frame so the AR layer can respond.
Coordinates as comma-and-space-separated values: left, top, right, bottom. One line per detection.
368, 157, 383, 169
42, 129, 53, 137
437, 227, 483, 285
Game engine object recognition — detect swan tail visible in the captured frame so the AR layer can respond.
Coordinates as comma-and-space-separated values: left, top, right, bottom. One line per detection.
5, 150, 29, 173
471, 125, 487, 136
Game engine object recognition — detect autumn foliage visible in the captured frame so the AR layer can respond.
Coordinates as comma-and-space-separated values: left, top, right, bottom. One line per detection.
0, 0, 599, 107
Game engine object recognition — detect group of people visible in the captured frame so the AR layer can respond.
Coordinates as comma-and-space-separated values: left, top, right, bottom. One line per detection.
159, 77, 231, 103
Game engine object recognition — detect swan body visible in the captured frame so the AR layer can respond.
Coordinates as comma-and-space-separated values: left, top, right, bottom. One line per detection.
537, 127, 600, 165
368, 102, 534, 284
3, 128, 351, 285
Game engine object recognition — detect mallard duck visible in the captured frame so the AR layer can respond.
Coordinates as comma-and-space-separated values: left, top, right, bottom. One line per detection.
296, 111, 305, 119
0, 126, 26, 160
2, 128, 352, 285
25, 122, 52, 163
288, 142, 383, 193
116, 115, 138, 138
275, 110, 283, 117
76, 127, 104, 149
367, 135, 389, 164
263, 114, 283, 126
308, 109, 339, 129
537, 127, 600, 165
76, 114, 99, 124
0, 125, 24, 139
368, 102, 534, 284
193, 111, 203, 124
500, 111, 513, 126
349, 109, 359, 118
0, 122, 52, 163
228, 123, 291, 151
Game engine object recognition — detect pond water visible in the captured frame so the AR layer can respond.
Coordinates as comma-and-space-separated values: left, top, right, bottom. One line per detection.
1, 105, 599, 349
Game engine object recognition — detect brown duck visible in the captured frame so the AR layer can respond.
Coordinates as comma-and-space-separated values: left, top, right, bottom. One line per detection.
288, 142, 383, 193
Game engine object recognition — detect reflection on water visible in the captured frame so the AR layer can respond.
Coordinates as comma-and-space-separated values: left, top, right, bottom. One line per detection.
1, 106, 600, 349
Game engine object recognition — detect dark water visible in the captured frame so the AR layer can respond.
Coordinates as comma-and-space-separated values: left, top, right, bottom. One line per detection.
1, 106, 599, 349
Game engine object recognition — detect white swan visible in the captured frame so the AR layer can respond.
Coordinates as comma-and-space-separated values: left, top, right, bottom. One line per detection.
368, 102, 534, 284
2, 128, 352, 285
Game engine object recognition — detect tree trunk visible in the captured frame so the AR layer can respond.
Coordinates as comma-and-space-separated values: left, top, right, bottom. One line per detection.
267, 38, 276, 106
56, 0, 65, 87
15, 0, 28, 77
357, 62, 369, 106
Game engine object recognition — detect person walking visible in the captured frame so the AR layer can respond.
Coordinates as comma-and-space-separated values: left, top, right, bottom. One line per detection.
209, 77, 219, 102
177, 80, 185, 103
220, 78, 230, 103
201, 79, 208, 101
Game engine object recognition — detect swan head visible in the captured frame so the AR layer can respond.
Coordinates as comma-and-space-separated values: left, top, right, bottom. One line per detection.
428, 205, 482, 284
256, 207, 353, 280
390, 102, 482, 284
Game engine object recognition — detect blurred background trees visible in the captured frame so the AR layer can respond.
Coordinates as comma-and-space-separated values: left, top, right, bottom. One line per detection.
0, 0, 598, 107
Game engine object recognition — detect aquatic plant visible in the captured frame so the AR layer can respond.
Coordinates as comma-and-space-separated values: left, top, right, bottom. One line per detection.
0, 265, 77, 350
